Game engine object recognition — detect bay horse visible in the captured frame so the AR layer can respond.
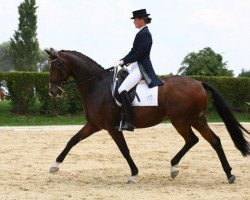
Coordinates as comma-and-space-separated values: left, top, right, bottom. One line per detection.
45, 48, 249, 184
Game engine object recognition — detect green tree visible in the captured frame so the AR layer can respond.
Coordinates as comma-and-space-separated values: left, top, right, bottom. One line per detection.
238, 69, 250, 77
178, 47, 233, 76
10, 0, 40, 71
38, 49, 49, 72
0, 41, 14, 72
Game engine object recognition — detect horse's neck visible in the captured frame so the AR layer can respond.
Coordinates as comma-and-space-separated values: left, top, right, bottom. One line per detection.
66, 54, 103, 81
78, 71, 112, 108
64, 52, 108, 96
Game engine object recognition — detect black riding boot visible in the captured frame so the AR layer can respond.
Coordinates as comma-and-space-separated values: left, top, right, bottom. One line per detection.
117, 91, 134, 131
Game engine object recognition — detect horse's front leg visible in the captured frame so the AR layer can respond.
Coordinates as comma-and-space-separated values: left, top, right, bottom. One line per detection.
50, 122, 100, 173
108, 130, 138, 184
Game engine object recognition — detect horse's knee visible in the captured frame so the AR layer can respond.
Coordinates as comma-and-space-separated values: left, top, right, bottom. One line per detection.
211, 136, 222, 149
184, 131, 199, 147
191, 134, 199, 145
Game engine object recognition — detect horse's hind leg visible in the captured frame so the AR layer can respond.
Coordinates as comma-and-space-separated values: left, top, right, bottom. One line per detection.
108, 129, 138, 183
50, 122, 100, 173
192, 119, 235, 183
170, 121, 199, 179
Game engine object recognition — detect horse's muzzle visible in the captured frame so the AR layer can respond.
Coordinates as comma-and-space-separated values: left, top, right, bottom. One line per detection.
49, 84, 64, 98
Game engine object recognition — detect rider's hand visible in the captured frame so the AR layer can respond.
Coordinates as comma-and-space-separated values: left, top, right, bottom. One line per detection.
113, 60, 124, 68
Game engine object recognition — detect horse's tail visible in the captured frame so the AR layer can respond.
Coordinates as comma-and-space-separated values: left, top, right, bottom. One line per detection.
202, 82, 250, 157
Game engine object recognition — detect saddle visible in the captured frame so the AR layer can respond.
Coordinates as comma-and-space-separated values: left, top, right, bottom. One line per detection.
111, 68, 140, 105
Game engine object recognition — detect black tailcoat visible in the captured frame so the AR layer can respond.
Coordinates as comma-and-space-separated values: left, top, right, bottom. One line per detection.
122, 27, 163, 88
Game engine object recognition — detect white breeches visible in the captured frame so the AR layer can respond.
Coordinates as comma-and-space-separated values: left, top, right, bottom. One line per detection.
118, 62, 143, 94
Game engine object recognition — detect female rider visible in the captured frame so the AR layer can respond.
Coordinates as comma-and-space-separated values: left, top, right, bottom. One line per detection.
113, 9, 163, 131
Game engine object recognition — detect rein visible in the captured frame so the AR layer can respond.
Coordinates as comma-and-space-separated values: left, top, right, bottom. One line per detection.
75, 66, 115, 86
49, 56, 114, 87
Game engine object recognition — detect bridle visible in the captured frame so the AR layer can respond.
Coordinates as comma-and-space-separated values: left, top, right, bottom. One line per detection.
49, 56, 114, 87
49, 58, 68, 86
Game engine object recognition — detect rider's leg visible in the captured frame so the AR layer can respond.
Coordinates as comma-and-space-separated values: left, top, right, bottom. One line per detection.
118, 91, 134, 131
118, 62, 143, 93
117, 62, 142, 131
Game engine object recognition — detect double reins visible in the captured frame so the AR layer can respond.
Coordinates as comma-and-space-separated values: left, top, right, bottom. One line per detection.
74, 66, 115, 86
49, 57, 114, 87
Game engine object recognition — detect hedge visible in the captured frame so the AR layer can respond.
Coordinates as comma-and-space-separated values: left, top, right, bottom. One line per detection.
192, 76, 250, 112
0, 72, 82, 115
0, 72, 250, 115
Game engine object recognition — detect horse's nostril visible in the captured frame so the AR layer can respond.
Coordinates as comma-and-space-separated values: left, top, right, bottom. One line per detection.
49, 90, 56, 97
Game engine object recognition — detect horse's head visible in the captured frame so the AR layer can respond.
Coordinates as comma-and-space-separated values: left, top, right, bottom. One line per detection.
46, 48, 106, 97
45, 48, 70, 97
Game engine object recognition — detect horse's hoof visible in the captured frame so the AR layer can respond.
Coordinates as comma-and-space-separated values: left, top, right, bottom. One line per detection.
228, 175, 236, 184
49, 166, 59, 173
171, 170, 179, 179
49, 161, 60, 173
127, 176, 136, 184
170, 165, 179, 179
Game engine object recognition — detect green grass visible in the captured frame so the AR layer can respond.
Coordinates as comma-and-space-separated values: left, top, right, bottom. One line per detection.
0, 100, 85, 126
206, 110, 250, 122
0, 100, 249, 126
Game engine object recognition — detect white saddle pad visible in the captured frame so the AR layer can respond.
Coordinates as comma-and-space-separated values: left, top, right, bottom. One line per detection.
131, 83, 158, 106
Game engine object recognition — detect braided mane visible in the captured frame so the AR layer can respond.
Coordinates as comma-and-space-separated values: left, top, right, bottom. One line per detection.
59, 50, 104, 70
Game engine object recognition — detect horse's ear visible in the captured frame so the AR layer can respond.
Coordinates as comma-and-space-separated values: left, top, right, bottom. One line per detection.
45, 48, 58, 57
45, 49, 51, 56
50, 48, 58, 57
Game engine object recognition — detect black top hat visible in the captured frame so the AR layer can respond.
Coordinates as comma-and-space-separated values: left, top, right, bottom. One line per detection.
131, 9, 150, 19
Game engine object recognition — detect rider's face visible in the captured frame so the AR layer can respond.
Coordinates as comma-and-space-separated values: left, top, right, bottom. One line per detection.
133, 18, 145, 29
